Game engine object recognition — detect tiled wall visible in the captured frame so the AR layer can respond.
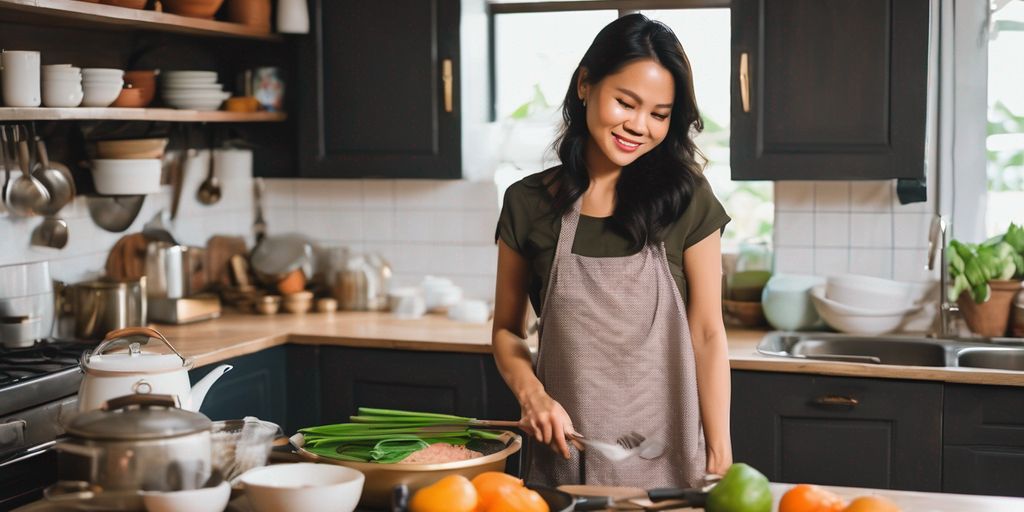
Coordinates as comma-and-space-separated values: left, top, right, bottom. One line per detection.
773, 181, 938, 282
0, 150, 254, 285
263, 179, 500, 300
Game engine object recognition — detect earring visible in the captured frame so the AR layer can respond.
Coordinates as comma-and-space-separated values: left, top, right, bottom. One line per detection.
582, 98, 587, 108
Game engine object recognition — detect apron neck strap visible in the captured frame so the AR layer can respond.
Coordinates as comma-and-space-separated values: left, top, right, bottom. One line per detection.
554, 198, 583, 263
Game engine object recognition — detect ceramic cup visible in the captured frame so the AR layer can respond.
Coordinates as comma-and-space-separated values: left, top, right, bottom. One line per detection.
1, 51, 42, 107
389, 288, 426, 320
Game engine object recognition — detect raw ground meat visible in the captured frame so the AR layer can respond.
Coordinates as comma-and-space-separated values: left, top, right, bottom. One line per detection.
399, 443, 483, 464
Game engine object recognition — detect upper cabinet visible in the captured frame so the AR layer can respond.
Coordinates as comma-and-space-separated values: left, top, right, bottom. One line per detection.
298, 0, 461, 179
730, 0, 930, 181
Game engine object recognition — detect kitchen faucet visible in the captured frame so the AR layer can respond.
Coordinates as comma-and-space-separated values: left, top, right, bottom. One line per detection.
927, 215, 959, 338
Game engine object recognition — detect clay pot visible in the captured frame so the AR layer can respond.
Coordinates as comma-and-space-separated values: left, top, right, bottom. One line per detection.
225, 0, 271, 31
161, 0, 225, 19
957, 279, 1023, 337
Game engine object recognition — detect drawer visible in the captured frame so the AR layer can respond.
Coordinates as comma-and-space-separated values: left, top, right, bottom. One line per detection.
944, 384, 1024, 447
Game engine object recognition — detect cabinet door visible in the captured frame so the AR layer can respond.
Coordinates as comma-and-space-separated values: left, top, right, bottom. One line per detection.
189, 347, 288, 427
942, 384, 1024, 496
730, 0, 929, 180
298, 0, 461, 179
731, 371, 942, 491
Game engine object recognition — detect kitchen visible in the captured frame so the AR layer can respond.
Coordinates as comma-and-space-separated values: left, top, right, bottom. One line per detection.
1, 0, 1023, 511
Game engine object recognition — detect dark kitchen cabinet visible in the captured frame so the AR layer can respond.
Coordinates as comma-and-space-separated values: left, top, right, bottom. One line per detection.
190, 346, 289, 430
942, 384, 1024, 497
730, 0, 930, 180
298, 0, 461, 179
731, 370, 942, 491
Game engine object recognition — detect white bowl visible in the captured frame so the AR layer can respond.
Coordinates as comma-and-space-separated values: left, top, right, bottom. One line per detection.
163, 91, 230, 100
163, 84, 224, 92
825, 274, 916, 310
91, 159, 162, 194
811, 289, 917, 335
142, 480, 231, 512
43, 82, 83, 107
163, 70, 218, 79
81, 84, 124, 107
82, 67, 124, 76
240, 463, 364, 512
165, 100, 226, 111
761, 274, 826, 331
812, 286, 920, 316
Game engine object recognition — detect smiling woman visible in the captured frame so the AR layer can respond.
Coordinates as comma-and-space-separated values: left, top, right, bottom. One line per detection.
491, 13, 733, 490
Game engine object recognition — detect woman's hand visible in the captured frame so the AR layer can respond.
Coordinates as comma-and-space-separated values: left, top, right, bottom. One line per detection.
518, 389, 577, 459
706, 449, 733, 476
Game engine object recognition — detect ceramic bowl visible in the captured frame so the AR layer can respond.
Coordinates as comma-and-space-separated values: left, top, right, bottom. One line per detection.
81, 84, 124, 107
161, 0, 226, 19
239, 463, 364, 512
110, 86, 149, 108
96, 138, 169, 159
142, 480, 231, 512
91, 159, 162, 194
811, 288, 917, 335
825, 274, 917, 310
760, 274, 826, 331
42, 81, 83, 107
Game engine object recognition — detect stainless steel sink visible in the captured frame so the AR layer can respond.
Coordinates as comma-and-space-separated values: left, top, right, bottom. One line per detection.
757, 332, 1024, 371
957, 347, 1024, 371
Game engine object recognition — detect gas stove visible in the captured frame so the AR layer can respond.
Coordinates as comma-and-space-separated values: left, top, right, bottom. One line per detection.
0, 340, 89, 417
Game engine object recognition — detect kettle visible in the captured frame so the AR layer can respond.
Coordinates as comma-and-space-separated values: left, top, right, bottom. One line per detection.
77, 326, 231, 413
332, 252, 391, 311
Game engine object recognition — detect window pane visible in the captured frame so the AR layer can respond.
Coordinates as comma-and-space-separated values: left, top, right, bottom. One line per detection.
987, 2, 1024, 237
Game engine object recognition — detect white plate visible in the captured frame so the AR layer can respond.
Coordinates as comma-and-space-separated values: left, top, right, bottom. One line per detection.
163, 71, 218, 79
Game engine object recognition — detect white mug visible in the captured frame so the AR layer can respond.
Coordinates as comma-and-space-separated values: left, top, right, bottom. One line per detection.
1, 51, 42, 107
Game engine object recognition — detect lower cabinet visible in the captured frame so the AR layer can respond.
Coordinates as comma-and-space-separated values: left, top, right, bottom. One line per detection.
942, 384, 1024, 497
189, 346, 289, 431
731, 370, 943, 491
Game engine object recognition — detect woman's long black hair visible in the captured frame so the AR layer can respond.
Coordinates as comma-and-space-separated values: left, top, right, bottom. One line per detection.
548, 13, 705, 252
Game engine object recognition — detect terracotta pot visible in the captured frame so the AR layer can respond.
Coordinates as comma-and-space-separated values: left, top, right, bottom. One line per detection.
225, 0, 270, 30
1013, 289, 1024, 338
161, 0, 225, 19
957, 279, 1023, 337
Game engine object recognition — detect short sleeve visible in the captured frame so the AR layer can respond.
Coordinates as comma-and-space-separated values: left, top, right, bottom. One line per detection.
495, 182, 529, 255
682, 178, 731, 249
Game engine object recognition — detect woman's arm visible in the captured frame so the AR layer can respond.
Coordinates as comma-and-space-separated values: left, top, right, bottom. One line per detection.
492, 240, 574, 459
683, 230, 733, 475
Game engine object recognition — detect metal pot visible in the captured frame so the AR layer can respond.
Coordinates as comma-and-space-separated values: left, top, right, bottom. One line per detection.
331, 252, 390, 311
250, 234, 314, 288
145, 241, 206, 299
56, 394, 213, 493
66, 278, 147, 340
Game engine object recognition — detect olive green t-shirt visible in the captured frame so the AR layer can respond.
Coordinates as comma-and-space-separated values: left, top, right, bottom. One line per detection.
496, 167, 731, 315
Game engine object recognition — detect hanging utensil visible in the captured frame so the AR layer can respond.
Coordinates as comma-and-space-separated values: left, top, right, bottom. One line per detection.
30, 137, 73, 249
196, 125, 222, 205
7, 125, 49, 216
170, 123, 188, 220
87, 195, 146, 232
253, 176, 267, 244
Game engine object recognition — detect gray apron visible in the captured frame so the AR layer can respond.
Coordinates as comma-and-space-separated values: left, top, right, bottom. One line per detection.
525, 199, 706, 488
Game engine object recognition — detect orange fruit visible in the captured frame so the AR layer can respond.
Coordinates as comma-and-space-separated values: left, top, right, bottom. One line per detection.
471, 471, 524, 512
409, 474, 478, 512
842, 495, 901, 512
484, 486, 549, 512
780, 484, 846, 512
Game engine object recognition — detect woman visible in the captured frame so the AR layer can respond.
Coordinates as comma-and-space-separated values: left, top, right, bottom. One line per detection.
492, 14, 732, 488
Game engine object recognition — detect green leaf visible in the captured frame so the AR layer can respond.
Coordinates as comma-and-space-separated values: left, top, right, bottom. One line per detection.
949, 274, 969, 303
948, 249, 965, 275
964, 258, 987, 288
972, 281, 992, 304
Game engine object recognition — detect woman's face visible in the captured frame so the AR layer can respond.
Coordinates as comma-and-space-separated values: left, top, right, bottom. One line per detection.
579, 58, 675, 169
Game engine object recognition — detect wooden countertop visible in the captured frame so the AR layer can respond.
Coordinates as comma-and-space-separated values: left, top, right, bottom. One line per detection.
150, 312, 1024, 387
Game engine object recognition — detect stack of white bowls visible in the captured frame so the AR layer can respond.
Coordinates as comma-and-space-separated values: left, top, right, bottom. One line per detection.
161, 71, 230, 111
81, 68, 124, 107
41, 64, 83, 107
810, 274, 931, 335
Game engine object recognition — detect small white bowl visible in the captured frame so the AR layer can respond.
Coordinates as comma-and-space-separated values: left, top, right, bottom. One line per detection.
811, 288, 917, 335
82, 67, 124, 76
81, 85, 124, 107
142, 480, 231, 512
91, 158, 162, 194
43, 82, 83, 107
240, 463, 364, 512
163, 70, 218, 79
825, 274, 916, 310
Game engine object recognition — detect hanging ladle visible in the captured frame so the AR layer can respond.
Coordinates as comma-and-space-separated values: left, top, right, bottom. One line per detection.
30, 137, 73, 249
3, 125, 49, 216
196, 124, 222, 205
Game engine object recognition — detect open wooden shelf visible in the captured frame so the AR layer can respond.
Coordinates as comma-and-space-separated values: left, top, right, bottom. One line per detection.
0, 107, 287, 122
0, 0, 284, 41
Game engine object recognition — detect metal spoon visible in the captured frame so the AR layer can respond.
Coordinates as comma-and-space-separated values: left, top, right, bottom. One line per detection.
8, 127, 50, 216
0, 126, 12, 212
30, 138, 72, 249
196, 126, 221, 205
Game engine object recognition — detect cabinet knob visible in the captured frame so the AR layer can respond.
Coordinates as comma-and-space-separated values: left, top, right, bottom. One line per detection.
739, 52, 750, 113
442, 59, 454, 113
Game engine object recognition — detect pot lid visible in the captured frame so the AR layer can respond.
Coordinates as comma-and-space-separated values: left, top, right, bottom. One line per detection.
67, 396, 211, 440
250, 234, 313, 276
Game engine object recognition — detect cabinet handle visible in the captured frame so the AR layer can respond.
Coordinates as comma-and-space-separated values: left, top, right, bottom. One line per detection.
442, 58, 453, 113
812, 395, 859, 408
739, 52, 750, 113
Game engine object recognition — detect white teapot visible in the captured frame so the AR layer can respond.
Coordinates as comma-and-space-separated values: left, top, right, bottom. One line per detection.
77, 327, 232, 412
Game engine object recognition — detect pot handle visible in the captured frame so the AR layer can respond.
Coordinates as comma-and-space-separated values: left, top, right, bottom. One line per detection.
91, 327, 187, 365
103, 393, 180, 411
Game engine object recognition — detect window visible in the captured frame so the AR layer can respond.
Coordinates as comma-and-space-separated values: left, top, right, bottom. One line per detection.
986, 1, 1024, 236
489, 4, 772, 251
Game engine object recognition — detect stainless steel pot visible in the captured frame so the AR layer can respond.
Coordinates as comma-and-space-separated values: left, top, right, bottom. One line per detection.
331, 252, 390, 311
56, 394, 212, 493
145, 241, 206, 299
67, 278, 147, 340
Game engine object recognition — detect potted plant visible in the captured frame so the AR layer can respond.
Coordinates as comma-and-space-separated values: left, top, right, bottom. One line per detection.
948, 223, 1024, 337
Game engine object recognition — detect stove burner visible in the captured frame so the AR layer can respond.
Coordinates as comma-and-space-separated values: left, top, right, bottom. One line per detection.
0, 340, 90, 388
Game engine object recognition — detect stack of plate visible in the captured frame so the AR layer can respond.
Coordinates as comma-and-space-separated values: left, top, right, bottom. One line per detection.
162, 70, 230, 111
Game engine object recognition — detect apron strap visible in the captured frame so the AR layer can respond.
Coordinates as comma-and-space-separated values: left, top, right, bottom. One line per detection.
553, 198, 582, 263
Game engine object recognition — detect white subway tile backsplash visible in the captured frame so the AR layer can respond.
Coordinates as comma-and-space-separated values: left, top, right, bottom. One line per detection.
813, 213, 850, 248
850, 181, 893, 212
850, 213, 893, 248
774, 212, 815, 247
773, 247, 815, 274
849, 248, 893, 278
395, 180, 498, 211
460, 246, 498, 275
814, 248, 849, 277
294, 180, 362, 209
361, 180, 395, 210
893, 249, 937, 282
774, 181, 815, 211
264, 179, 296, 208
814, 182, 850, 212
363, 210, 395, 241
893, 213, 932, 249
